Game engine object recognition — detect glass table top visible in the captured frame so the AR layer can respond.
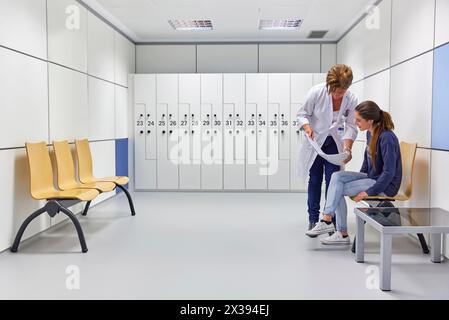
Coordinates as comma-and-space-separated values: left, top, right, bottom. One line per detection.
355, 207, 449, 227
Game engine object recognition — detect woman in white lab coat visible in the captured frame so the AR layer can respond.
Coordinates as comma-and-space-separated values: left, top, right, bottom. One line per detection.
296, 64, 358, 234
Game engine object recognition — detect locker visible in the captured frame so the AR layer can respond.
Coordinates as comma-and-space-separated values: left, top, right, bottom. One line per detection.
201, 74, 223, 189
156, 74, 179, 189
223, 74, 246, 189
133, 75, 157, 190
290, 74, 314, 191
179, 74, 201, 189
246, 74, 268, 190
267, 74, 290, 189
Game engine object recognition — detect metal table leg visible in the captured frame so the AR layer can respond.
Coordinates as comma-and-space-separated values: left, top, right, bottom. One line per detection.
431, 233, 443, 263
380, 233, 392, 291
355, 215, 365, 263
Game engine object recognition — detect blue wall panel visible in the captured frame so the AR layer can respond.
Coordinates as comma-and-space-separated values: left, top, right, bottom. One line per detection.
115, 138, 128, 193
432, 43, 449, 151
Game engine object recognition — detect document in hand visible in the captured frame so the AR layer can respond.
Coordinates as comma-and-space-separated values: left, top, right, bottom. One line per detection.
306, 135, 350, 166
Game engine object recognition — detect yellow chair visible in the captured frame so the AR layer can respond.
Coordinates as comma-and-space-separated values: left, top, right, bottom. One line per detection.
75, 139, 135, 216
11, 142, 99, 253
351, 141, 429, 254
53, 140, 116, 216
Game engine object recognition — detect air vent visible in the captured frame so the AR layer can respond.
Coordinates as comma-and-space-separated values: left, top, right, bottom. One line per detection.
258, 19, 302, 30
168, 20, 213, 31
307, 30, 328, 39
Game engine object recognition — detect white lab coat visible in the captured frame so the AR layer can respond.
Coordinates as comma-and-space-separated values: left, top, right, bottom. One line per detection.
296, 82, 358, 182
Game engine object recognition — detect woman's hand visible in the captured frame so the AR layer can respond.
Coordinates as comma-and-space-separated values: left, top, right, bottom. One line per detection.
353, 191, 368, 202
302, 124, 314, 139
343, 150, 352, 164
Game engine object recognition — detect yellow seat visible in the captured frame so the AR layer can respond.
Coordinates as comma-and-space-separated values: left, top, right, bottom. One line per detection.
53, 140, 115, 193
75, 139, 129, 186
75, 139, 135, 216
351, 141, 417, 202
11, 142, 99, 253
26, 142, 99, 201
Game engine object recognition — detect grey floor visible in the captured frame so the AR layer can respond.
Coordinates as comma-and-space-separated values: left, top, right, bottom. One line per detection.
0, 191, 448, 300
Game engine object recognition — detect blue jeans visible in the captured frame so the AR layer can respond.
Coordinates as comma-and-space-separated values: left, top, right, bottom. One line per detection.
307, 136, 340, 224
323, 171, 376, 232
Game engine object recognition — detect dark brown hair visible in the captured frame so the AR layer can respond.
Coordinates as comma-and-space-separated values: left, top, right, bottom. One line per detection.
355, 101, 394, 168
326, 64, 353, 94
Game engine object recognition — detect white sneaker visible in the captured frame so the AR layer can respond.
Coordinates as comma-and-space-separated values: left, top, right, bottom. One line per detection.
305, 221, 335, 237
320, 231, 350, 245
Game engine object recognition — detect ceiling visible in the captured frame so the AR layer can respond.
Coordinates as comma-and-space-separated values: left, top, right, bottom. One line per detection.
80, 0, 380, 43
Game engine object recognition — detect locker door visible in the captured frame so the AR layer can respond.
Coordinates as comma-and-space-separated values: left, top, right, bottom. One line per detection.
156, 74, 179, 189
268, 74, 290, 190
201, 74, 223, 190
145, 104, 157, 160
223, 103, 234, 166
223, 74, 245, 190
133, 74, 157, 190
246, 74, 268, 190
179, 74, 201, 189
290, 74, 313, 191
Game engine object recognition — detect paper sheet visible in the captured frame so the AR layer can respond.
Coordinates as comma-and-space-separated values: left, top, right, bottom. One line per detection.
306, 135, 350, 166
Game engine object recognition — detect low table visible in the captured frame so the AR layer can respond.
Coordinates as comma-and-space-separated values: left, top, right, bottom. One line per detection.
354, 207, 449, 291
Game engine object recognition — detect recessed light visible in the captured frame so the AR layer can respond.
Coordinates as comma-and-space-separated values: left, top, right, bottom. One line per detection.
258, 19, 302, 30
168, 20, 213, 31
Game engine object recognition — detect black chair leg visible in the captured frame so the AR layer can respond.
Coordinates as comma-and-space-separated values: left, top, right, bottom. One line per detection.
82, 200, 91, 216
417, 233, 430, 254
351, 237, 356, 253
10, 207, 47, 252
59, 206, 88, 253
117, 184, 136, 216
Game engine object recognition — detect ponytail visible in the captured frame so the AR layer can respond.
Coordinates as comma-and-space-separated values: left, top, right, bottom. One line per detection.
355, 101, 395, 168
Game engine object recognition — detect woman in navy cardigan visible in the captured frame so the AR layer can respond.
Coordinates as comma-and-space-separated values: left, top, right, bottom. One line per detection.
305, 100, 402, 245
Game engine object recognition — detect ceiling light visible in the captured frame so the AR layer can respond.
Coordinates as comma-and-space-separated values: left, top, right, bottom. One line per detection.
258, 19, 302, 30
168, 20, 213, 31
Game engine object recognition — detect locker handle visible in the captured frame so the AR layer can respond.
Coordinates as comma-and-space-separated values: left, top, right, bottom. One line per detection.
192, 130, 195, 134
214, 114, 217, 117
169, 114, 172, 117
214, 130, 217, 134
252, 114, 255, 117
139, 114, 143, 117
140, 130, 143, 134
296, 130, 300, 134
169, 130, 173, 134
258, 114, 262, 117
191, 114, 194, 117
274, 114, 277, 117
185, 130, 188, 134
162, 130, 166, 134
281, 130, 284, 134
236, 114, 239, 117
281, 114, 285, 117
229, 130, 232, 134
207, 114, 210, 117
251, 130, 255, 134
236, 130, 239, 134
147, 114, 150, 117
274, 130, 277, 134
229, 114, 232, 117
147, 130, 151, 134
184, 114, 187, 117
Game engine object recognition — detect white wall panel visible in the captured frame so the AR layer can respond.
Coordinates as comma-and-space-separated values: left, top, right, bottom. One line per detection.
136, 45, 196, 74
115, 86, 128, 139
259, 44, 321, 73
0, 47, 48, 148
87, 12, 115, 82
197, 45, 258, 73
0, 0, 47, 59
321, 44, 337, 73
0, 149, 50, 252
391, 0, 435, 65
88, 77, 115, 141
345, 140, 366, 173
337, 0, 391, 81
49, 64, 88, 141
390, 52, 433, 148
47, 0, 88, 72
435, 0, 449, 47
90, 140, 116, 205
431, 150, 449, 257
114, 31, 135, 87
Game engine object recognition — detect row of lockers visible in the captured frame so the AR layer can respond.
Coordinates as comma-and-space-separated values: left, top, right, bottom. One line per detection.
133, 73, 326, 191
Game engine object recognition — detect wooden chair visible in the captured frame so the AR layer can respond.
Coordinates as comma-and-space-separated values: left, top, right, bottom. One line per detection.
351, 141, 429, 254
11, 142, 99, 253
53, 140, 115, 216
75, 139, 135, 216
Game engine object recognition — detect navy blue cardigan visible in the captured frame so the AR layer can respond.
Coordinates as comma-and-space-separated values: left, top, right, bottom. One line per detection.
360, 131, 402, 197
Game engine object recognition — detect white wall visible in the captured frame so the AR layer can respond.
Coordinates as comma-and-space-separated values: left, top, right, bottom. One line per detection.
0, 0, 135, 252
136, 43, 336, 74
338, 0, 449, 256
